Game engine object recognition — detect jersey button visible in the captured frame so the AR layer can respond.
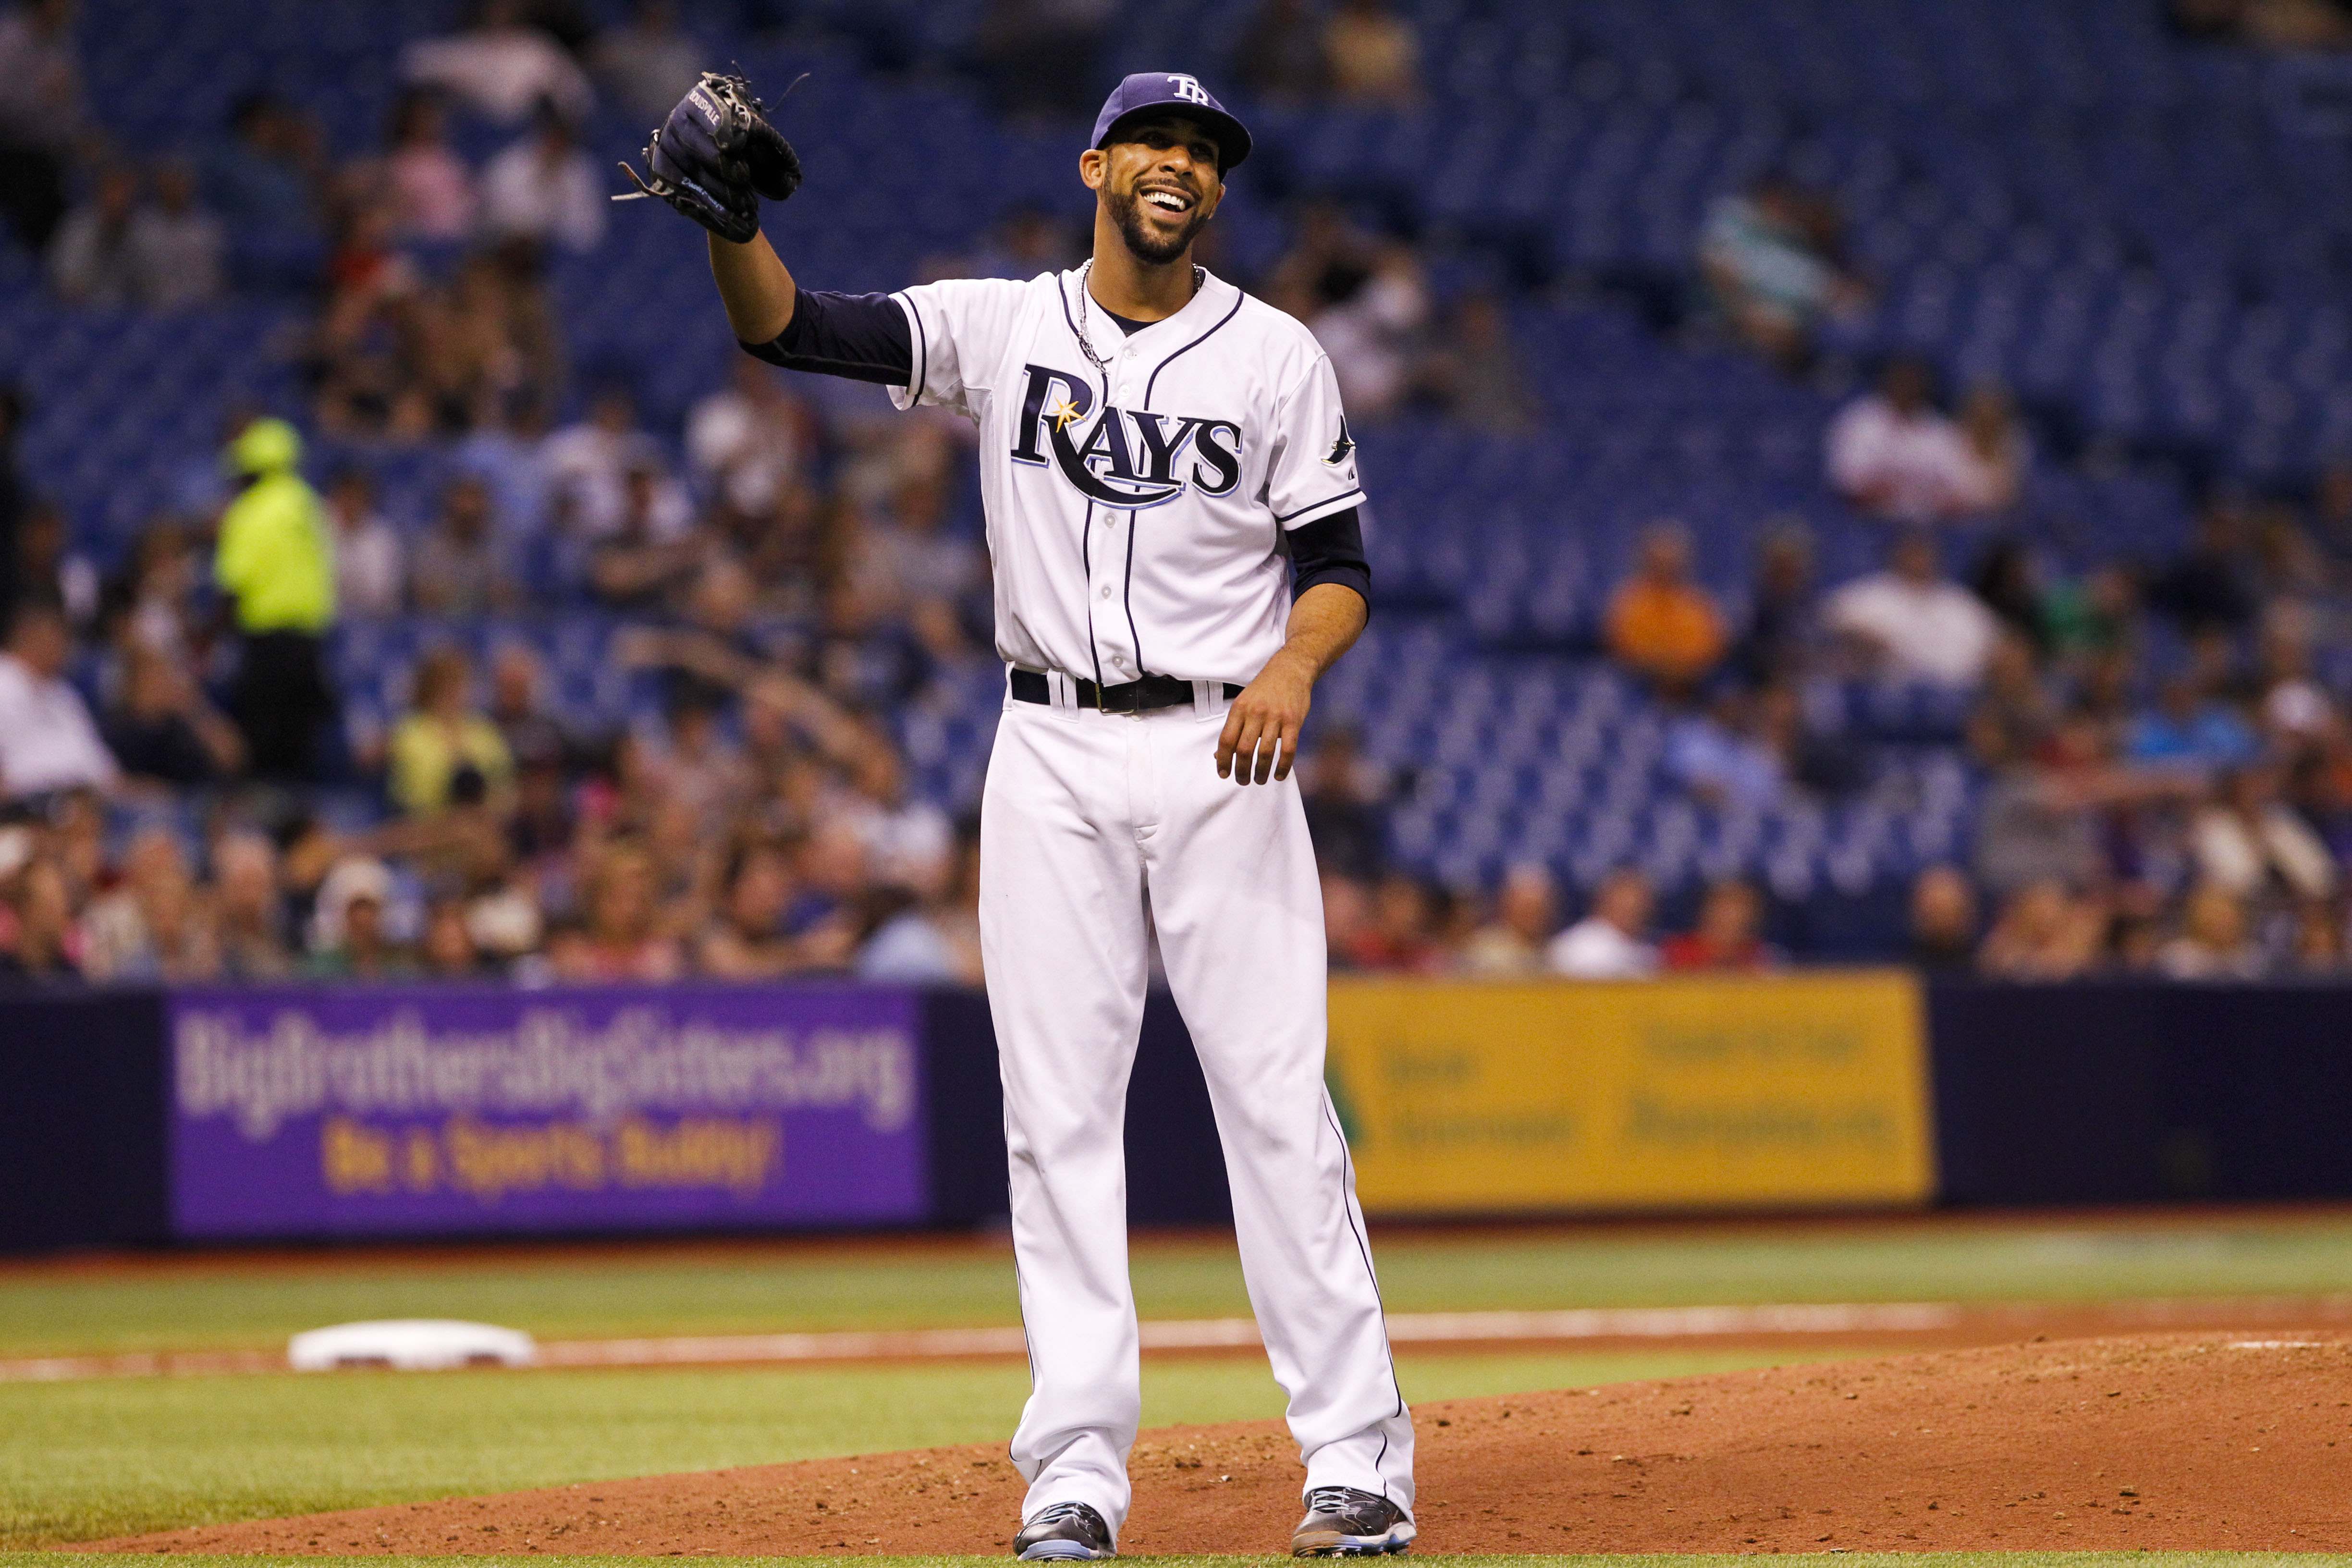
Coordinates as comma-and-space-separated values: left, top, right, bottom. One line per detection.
1100, 586, 1112, 599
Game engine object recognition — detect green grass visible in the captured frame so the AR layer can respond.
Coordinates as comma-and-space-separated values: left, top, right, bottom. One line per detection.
13, 1555, 2350, 1567
8, 1215, 2352, 1358
0, 1351, 1807, 1549
9, 1215, 2351, 1554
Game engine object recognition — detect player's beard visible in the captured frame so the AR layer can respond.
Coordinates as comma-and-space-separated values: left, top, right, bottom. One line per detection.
1108, 183, 1211, 266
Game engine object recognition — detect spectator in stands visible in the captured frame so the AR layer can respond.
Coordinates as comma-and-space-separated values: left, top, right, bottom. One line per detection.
82, 823, 217, 982
1298, 725, 1389, 881
1955, 383, 2027, 514
2287, 896, 2347, 975
588, 466, 704, 610
1700, 172, 1862, 369
13, 502, 93, 635
2155, 882, 2266, 980
2125, 673, 2259, 774
213, 418, 337, 781
650, 692, 751, 822
1976, 879, 2103, 981
842, 733, 952, 898
1729, 523, 1815, 688
377, 90, 476, 243
306, 855, 411, 980
1665, 687, 1784, 813
1968, 539, 2051, 654
2254, 611, 2334, 745
1605, 521, 1726, 693
688, 356, 812, 518
782, 818, 870, 972
1662, 879, 1782, 971
926, 203, 1080, 285
418, 895, 488, 979
1321, 870, 1373, 973
2146, 502, 2259, 637
408, 475, 514, 618
543, 384, 675, 538
0, 600, 111, 800
2, 854, 78, 979
1422, 291, 1536, 433
863, 466, 982, 618
0, 0, 86, 250
478, 99, 604, 254
549, 839, 683, 982
485, 642, 571, 773
1548, 868, 1659, 979
1908, 864, 1979, 973
210, 830, 292, 981
99, 642, 244, 787
1309, 241, 1431, 420
856, 883, 971, 983
402, 0, 592, 127
390, 647, 514, 818
102, 519, 203, 668
590, 0, 703, 123
1458, 863, 1560, 977
1973, 709, 2117, 895
1824, 531, 1998, 686
696, 841, 801, 979
323, 468, 402, 620
46, 164, 137, 305
1824, 356, 1985, 525
1323, 0, 1421, 104
201, 91, 325, 262
1966, 633, 2060, 770
130, 161, 226, 311
1347, 870, 1443, 973
2189, 764, 2338, 906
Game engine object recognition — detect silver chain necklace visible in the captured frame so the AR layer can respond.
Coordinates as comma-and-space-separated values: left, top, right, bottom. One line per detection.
1073, 258, 1205, 377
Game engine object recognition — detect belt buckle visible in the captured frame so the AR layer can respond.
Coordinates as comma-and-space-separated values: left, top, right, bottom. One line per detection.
1099, 680, 1141, 715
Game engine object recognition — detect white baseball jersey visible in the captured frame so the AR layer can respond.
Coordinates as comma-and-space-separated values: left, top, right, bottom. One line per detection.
887, 268, 1363, 688
870, 265, 1411, 1538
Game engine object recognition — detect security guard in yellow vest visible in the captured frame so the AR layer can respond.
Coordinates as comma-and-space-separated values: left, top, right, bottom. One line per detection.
214, 417, 337, 779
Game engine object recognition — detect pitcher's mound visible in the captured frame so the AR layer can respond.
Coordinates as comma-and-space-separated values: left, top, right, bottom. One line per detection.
81, 1333, 2352, 1556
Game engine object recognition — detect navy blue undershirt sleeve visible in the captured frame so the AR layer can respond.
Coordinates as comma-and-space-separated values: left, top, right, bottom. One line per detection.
1287, 506, 1371, 612
740, 289, 914, 386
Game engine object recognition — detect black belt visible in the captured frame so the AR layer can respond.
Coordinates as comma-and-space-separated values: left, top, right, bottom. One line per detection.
1009, 667, 1242, 713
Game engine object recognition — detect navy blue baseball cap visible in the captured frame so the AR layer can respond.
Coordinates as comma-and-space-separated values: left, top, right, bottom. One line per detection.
1091, 72, 1251, 172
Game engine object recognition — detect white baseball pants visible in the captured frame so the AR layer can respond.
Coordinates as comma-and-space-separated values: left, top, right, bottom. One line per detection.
978, 687, 1414, 1543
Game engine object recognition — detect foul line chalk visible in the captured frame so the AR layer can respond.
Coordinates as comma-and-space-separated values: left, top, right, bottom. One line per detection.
6, 1295, 2349, 1382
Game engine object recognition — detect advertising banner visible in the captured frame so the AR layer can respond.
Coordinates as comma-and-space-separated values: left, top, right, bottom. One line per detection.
168, 985, 927, 1238
1325, 972, 1934, 1213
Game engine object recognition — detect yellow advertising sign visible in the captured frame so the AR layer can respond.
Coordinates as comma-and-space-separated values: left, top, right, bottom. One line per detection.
1324, 972, 1934, 1212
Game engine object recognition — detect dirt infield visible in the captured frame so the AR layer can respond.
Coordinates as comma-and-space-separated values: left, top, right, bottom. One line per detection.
80, 1333, 2352, 1556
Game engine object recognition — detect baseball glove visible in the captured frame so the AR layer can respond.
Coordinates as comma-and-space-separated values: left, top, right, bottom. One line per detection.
615, 70, 803, 245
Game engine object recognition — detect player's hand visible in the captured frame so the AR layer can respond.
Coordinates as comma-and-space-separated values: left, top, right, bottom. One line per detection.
1217, 652, 1313, 785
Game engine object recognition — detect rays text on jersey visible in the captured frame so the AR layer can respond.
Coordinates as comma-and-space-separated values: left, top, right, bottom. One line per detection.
1013, 364, 1243, 509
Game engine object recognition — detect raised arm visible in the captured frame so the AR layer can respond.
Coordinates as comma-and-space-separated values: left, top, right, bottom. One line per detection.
708, 231, 798, 346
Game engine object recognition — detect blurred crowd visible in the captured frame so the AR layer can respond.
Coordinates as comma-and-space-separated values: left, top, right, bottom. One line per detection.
1312, 456, 2352, 983
6, 0, 2352, 988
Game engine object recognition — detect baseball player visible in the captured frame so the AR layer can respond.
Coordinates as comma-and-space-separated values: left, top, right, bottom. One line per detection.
624, 68, 1412, 1559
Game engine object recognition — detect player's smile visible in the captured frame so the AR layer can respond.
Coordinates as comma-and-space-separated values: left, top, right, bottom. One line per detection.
1137, 178, 1198, 213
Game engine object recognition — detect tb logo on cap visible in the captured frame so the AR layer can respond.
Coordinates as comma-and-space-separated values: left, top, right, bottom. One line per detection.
1166, 73, 1211, 105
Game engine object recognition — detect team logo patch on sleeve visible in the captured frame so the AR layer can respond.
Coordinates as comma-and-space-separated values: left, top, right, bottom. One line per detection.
1323, 416, 1355, 467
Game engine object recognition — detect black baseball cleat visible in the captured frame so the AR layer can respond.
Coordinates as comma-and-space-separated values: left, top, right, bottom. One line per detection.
1291, 1486, 1415, 1556
1014, 1500, 1115, 1561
